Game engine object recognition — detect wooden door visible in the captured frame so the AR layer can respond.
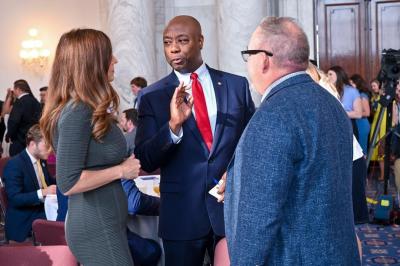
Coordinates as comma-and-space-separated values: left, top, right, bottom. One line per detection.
370, 0, 400, 79
317, 0, 400, 81
317, 0, 367, 77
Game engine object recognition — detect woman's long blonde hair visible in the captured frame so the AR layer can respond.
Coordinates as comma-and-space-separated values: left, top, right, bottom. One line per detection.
306, 62, 339, 99
40, 29, 119, 146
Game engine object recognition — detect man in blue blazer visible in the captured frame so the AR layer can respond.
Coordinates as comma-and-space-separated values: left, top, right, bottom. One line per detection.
224, 17, 361, 265
3, 124, 56, 242
135, 15, 255, 265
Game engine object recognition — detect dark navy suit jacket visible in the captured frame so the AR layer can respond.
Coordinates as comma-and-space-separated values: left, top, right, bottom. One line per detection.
6, 94, 41, 156
3, 149, 55, 241
135, 66, 255, 240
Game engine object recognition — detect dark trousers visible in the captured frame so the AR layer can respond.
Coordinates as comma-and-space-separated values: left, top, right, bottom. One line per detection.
126, 230, 161, 266
352, 157, 369, 224
163, 230, 223, 266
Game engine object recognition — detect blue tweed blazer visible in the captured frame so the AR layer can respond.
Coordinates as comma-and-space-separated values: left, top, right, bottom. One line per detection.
224, 74, 361, 265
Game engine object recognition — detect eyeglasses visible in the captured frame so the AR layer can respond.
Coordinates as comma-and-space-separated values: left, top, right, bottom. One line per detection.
241, 49, 273, 62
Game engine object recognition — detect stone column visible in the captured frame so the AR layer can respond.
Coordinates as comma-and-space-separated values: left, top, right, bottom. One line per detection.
217, 0, 268, 106
99, 0, 156, 111
279, 0, 315, 60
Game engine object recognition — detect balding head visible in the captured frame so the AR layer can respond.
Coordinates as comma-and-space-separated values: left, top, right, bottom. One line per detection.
163, 16, 204, 73
246, 17, 310, 95
165, 16, 202, 37
257, 17, 309, 70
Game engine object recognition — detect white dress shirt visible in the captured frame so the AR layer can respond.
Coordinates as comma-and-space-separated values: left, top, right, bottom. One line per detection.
18, 92, 29, 99
26, 148, 44, 201
170, 63, 217, 143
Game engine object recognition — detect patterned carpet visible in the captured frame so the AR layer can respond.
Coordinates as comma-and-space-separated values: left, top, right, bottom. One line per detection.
357, 224, 400, 265
359, 168, 400, 266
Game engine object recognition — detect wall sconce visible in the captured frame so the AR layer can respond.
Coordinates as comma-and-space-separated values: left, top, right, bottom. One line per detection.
19, 28, 50, 71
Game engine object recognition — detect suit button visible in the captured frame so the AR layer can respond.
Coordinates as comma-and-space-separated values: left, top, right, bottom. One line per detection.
208, 158, 214, 163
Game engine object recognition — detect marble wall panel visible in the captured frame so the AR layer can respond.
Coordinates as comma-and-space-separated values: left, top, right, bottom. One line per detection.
103, 0, 156, 110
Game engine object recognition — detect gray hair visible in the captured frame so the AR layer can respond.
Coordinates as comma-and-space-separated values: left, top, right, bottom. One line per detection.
258, 17, 309, 70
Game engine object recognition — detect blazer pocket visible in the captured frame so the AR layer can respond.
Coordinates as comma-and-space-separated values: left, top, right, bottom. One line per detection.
160, 182, 181, 193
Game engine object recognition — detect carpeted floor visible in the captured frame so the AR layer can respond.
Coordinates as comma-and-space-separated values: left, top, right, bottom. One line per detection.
358, 167, 400, 266
357, 223, 400, 265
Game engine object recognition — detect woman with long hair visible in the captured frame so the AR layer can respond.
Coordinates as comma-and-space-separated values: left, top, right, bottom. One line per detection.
369, 79, 386, 181
40, 29, 140, 265
350, 74, 371, 155
328, 66, 362, 140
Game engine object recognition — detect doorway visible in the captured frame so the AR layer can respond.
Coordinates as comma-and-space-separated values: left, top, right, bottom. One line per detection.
316, 0, 400, 80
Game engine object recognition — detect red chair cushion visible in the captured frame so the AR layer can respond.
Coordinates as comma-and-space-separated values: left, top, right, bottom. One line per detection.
0, 245, 77, 266
32, 219, 66, 246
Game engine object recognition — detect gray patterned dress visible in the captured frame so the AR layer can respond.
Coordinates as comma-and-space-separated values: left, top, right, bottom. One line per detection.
54, 102, 133, 266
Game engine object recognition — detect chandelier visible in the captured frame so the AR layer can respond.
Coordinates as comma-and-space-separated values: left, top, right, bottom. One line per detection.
19, 28, 50, 71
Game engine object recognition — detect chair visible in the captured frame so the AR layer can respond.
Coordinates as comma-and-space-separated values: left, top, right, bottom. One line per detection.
214, 238, 230, 266
0, 186, 7, 245
32, 219, 67, 246
0, 157, 10, 238
0, 157, 10, 178
0, 245, 78, 266
0, 186, 7, 228
0, 186, 7, 214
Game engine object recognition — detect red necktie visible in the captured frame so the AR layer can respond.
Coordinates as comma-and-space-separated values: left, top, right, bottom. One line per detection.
191, 72, 213, 151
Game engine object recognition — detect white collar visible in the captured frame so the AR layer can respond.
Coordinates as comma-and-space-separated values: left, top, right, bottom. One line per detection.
174, 63, 208, 84
18, 93, 29, 99
26, 148, 38, 165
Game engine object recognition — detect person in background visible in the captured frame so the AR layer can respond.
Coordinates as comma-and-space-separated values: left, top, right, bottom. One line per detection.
370, 79, 383, 116
391, 80, 400, 204
135, 15, 255, 265
1, 88, 15, 157
0, 93, 6, 154
369, 79, 386, 181
40, 28, 140, 266
328, 66, 362, 140
5, 79, 41, 156
224, 17, 360, 265
39, 86, 48, 110
131, 76, 147, 109
119, 108, 138, 155
3, 124, 56, 242
350, 74, 371, 155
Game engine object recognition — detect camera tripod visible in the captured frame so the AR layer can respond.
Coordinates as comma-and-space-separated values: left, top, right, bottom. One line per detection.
366, 97, 393, 195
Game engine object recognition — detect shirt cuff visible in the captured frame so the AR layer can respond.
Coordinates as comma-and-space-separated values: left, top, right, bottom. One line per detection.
37, 189, 44, 202
169, 127, 183, 144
